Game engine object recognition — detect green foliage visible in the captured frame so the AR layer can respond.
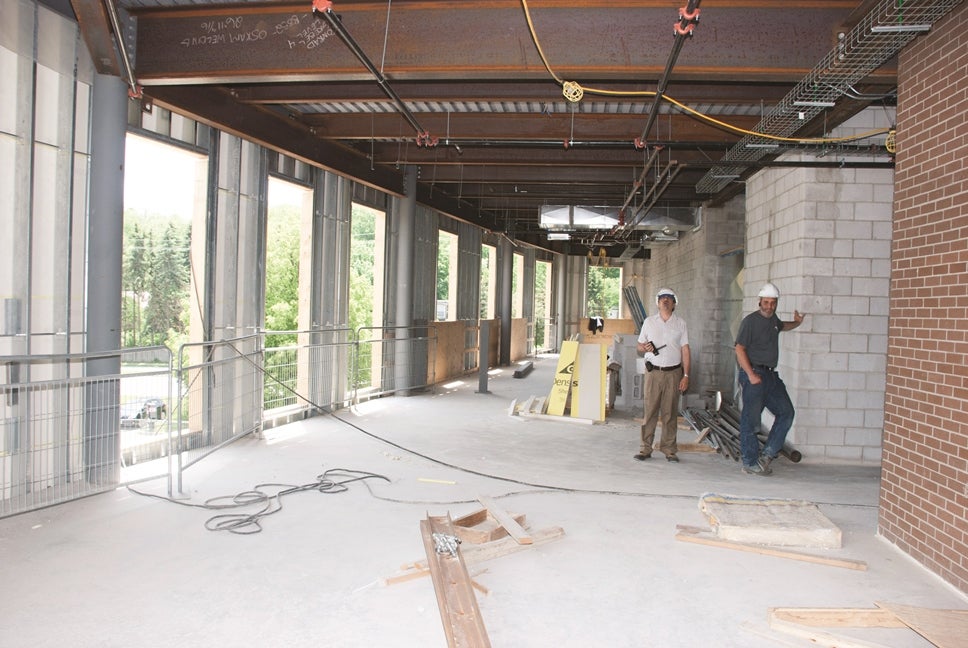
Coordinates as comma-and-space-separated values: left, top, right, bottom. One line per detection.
587, 265, 621, 318
350, 205, 376, 334
265, 205, 301, 347
436, 233, 450, 301
350, 204, 378, 387
479, 245, 491, 318
534, 261, 548, 348
122, 211, 190, 348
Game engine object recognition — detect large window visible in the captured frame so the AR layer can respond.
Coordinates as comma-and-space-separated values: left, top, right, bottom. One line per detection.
586, 265, 622, 319
511, 252, 524, 318
535, 259, 553, 351
122, 135, 201, 351
261, 179, 311, 410
350, 203, 386, 388
264, 178, 310, 343
480, 243, 496, 319
436, 231, 458, 321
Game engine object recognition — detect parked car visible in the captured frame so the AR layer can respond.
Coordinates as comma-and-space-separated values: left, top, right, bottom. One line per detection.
120, 398, 167, 430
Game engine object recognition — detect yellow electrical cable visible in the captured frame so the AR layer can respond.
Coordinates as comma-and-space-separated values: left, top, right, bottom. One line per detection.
519, 0, 892, 146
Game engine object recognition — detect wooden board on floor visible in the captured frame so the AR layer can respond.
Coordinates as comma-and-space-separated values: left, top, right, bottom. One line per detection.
768, 616, 895, 648
876, 601, 968, 648
420, 514, 491, 648
768, 603, 968, 648
477, 496, 532, 545
404, 526, 565, 574
770, 607, 906, 628
452, 507, 527, 544
675, 527, 867, 571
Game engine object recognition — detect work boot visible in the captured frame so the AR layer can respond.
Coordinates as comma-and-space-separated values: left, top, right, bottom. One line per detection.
758, 455, 774, 475
742, 463, 770, 476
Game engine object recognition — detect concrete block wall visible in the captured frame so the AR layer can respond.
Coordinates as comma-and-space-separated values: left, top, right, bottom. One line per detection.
642, 199, 745, 409
880, 3, 968, 595
700, 199, 747, 399
743, 109, 894, 464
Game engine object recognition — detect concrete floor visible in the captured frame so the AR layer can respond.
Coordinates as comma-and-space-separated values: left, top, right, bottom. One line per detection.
1, 355, 965, 648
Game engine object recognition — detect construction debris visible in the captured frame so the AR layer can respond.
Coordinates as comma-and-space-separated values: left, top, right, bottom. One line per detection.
682, 399, 803, 463
452, 507, 528, 544
386, 503, 566, 647
768, 602, 968, 648
420, 514, 491, 648
675, 525, 866, 571
508, 396, 595, 425
384, 501, 565, 586
698, 493, 842, 549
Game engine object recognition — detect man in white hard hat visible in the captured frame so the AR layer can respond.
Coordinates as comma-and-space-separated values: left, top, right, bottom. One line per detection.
634, 288, 691, 462
734, 282, 805, 475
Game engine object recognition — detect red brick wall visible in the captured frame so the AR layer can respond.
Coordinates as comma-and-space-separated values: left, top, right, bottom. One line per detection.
881, 3, 968, 594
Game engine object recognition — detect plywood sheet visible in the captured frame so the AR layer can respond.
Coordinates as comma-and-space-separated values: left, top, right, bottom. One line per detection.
877, 601, 968, 648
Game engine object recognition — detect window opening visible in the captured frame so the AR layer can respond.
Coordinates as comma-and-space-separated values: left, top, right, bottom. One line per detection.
350, 203, 386, 390
586, 265, 622, 320
480, 243, 496, 319
263, 178, 311, 411
436, 230, 458, 321
535, 259, 553, 351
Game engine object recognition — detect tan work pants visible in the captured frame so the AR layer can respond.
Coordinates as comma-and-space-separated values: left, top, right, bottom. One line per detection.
640, 367, 682, 457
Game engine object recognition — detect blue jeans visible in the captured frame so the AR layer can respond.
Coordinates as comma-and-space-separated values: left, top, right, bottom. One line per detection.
737, 368, 795, 466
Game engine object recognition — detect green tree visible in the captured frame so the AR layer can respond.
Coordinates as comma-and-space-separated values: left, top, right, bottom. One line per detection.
586, 266, 620, 318
350, 205, 377, 387
122, 211, 191, 349
122, 222, 152, 347
264, 205, 301, 347
436, 233, 450, 301
534, 261, 548, 348
479, 245, 491, 318
144, 223, 189, 345
349, 205, 376, 333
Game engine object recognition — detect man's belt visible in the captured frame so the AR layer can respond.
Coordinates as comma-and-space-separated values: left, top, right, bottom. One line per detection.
753, 364, 775, 372
646, 362, 681, 372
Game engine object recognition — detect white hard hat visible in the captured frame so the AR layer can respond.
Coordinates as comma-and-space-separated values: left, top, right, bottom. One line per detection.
656, 288, 677, 304
758, 282, 780, 299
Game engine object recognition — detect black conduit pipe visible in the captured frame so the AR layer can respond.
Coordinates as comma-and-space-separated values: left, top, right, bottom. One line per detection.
314, 5, 426, 136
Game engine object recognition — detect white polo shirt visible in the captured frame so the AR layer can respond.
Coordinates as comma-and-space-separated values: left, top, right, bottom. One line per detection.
637, 312, 689, 367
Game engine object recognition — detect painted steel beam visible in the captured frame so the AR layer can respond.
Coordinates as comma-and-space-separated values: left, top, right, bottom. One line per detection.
131, 2, 861, 85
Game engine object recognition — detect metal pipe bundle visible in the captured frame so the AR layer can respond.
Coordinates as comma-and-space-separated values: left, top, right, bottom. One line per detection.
682, 400, 802, 463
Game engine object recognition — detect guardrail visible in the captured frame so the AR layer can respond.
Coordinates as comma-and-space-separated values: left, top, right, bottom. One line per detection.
1, 326, 444, 516
0, 347, 173, 517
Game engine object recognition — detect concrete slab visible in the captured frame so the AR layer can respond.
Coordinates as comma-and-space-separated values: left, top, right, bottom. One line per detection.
1, 354, 964, 648
700, 492, 843, 548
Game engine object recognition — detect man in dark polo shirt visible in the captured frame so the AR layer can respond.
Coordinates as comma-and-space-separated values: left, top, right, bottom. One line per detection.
734, 282, 806, 475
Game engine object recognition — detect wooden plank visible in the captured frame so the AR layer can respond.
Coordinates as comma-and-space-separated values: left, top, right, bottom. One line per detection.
675, 530, 868, 571
478, 496, 533, 545
669, 442, 715, 453
768, 616, 896, 648
769, 607, 906, 628
453, 507, 527, 544
409, 526, 565, 571
452, 508, 489, 528
876, 601, 968, 648
383, 566, 430, 586
420, 515, 491, 648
